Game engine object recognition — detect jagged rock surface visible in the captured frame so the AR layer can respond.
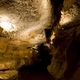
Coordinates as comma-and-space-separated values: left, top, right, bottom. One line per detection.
48, 1, 80, 80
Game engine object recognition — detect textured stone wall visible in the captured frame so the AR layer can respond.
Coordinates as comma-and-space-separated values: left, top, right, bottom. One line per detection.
48, 0, 80, 80
0, 0, 80, 80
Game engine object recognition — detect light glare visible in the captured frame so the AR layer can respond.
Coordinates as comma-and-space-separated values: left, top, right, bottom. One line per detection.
0, 21, 12, 32
0, 16, 16, 32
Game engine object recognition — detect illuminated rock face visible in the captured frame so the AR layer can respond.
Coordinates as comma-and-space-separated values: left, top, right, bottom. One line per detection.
48, 0, 80, 80
0, 0, 52, 79
0, 0, 80, 80
0, 0, 52, 44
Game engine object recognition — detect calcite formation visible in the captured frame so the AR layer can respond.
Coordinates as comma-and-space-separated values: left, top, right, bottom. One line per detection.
0, 0, 80, 80
0, 0, 52, 79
